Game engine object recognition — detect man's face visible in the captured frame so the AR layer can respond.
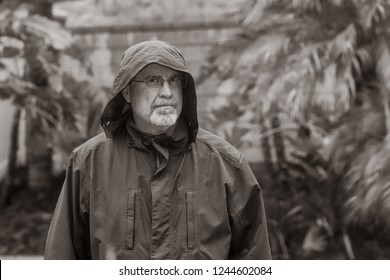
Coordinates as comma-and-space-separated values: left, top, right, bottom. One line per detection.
129, 64, 183, 134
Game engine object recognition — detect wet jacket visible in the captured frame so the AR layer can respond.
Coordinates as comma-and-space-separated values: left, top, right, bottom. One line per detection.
44, 40, 271, 260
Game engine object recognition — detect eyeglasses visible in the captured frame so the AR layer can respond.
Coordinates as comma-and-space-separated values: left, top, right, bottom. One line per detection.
131, 75, 188, 89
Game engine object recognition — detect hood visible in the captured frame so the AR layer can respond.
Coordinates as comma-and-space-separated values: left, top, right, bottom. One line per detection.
100, 40, 198, 142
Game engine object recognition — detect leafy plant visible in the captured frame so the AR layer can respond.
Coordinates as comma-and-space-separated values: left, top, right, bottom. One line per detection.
0, 0, 105, 204
201, 0, 390, 258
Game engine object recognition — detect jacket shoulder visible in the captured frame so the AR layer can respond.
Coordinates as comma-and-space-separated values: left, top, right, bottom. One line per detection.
195, 128, 243, 165
72, 132, 115, 160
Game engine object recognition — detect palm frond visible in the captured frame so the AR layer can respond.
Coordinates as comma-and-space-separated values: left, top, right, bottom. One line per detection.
358, 0, 390, 29
328, 107, 386, 175
237, 34, 290, 70
328, 24, 357, 62
302, 222, 328, 252
343, 139, 390, 230
376, 39, 390, 90
0, 36, 24, 57
355, 46, 374, 75
22, 15, 72, 51
335, 66, 355, 111
242, 0, 267, 27
313, 64, 337, 112
290, 0, 322, 13
260, 23, 357, 119
0, 70, 36, 100
375, 39, 390, 135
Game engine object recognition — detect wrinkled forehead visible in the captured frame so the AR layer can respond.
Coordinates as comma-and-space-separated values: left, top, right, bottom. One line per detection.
134, 63, 181, 80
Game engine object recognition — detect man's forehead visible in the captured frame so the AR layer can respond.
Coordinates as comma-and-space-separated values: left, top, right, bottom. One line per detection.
135, 64, 179, 79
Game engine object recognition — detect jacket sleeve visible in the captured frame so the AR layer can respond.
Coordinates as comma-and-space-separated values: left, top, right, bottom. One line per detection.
44, 152, 91, 259
228, 155, 272, 259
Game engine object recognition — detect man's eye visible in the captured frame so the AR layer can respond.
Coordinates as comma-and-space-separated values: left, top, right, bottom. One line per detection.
146, 77, 159, 83
170, 76, 181, 83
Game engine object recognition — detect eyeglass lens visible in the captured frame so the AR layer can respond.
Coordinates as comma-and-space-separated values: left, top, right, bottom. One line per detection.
145, 76, 187, 88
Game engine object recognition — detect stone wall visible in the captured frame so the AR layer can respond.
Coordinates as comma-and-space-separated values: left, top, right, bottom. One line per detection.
57, 0, 245, 29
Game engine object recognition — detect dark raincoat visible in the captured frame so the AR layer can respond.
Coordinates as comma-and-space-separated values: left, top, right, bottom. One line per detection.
44, 40, 271, 259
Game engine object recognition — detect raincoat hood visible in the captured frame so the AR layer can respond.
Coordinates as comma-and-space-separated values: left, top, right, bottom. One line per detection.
100, 40, 198, 142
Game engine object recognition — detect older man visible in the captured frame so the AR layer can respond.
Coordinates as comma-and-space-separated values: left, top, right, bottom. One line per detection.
44, 40, 271, 260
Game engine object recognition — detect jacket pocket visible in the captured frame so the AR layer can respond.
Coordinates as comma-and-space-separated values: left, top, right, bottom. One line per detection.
124, 189, 137, 250
186, 191, 196, 250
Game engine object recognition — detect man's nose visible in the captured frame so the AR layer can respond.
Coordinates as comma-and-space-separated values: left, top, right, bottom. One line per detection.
159, 80, 173, 98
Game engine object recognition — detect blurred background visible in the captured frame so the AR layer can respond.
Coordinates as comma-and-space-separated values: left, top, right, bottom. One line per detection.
1, 0, 390, 259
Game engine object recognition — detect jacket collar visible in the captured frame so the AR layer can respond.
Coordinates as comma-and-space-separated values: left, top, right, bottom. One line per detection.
125, 115, 190, 156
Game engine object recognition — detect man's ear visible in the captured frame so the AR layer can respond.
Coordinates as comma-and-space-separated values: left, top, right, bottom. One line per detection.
122, 86, 131, 103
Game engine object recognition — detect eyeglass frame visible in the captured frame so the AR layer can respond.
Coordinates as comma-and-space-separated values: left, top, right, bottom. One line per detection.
130, 74, 188, 89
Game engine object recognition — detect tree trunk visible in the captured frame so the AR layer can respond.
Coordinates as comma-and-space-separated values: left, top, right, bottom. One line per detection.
23, 1, 54, 189
271, 112, 286, 164
26, 111, 53, 189
258, 107, 275, 180
270, 109, 290, 189
0, 106, 21, 206
382, 87, 390, 140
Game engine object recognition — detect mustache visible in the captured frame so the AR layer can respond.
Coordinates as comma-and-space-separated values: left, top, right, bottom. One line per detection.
151, 98, 177, 109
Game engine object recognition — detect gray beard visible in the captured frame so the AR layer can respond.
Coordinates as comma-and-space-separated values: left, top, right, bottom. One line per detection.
150, 107, 178, 127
